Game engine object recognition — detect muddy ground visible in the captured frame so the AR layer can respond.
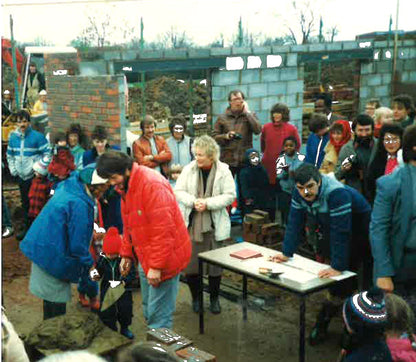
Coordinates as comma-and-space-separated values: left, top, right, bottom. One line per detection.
2, 187, 344, 362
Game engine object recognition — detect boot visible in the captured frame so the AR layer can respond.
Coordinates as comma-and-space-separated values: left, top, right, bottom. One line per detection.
90, 297, 100, 311
78, 294, 89, 308
187, 275, 201, 313
309, 301, 338, 346
209, 276, 221, 314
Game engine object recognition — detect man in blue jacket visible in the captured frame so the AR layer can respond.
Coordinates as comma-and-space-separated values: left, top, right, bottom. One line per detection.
273, 163, 372, 345
6, 110, 50, 239
370, 125, 416, 329
304, 113, 329, 169
20, 168, 108, 320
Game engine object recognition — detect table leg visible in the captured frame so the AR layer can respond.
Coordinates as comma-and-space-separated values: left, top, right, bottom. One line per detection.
299, 295, 306, 362
243, 274, 248, 321
199, 258, 204, 334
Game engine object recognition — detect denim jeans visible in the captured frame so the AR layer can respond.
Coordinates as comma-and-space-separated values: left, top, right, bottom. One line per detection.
2, 194, 12, 228
138, 265, 180, 329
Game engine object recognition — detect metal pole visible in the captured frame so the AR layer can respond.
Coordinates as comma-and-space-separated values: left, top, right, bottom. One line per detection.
391, 0, 400, 95
140, 71, 146, 119
21, 53, 30, 109
188, 74, 194, 135
10, 15, 20, 110
140, 17, 144, 51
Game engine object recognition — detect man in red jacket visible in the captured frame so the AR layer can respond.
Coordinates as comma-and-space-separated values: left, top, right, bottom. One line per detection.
96, 151, 191, 329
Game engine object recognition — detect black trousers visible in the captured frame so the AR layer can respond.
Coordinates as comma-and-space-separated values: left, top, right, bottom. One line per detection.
43, 300, 66, 320
99, 290, 133, 331
17, 176, 33, 229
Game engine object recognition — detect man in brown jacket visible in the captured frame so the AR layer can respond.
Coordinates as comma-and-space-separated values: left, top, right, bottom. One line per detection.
133, 115, 172, 178
212, 90, 262, 176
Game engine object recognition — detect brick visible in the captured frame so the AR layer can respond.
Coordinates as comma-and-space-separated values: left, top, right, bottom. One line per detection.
280, 68, 298, 81
106, 89, 118, 96
107, 102, 116, 108
232, 46, 252, 55
90, 95, 101, 102
212, 86, 226, 101
248, 83, 268, 98
382, 74, 392, 84
262, 68, 280, 82
212, 70, 240, 86
267, 82, 286, 95
210, 47, 232, 56
241, 69, 260, 83
359, 86, 370, 99
286, 53, 297, 67
287, 80, 303, 94
69, 112, 79, 118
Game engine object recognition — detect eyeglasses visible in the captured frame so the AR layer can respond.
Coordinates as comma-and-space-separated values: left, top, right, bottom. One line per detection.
383, 138, 400, 144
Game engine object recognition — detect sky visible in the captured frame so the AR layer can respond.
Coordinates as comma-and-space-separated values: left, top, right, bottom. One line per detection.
1, 0, 415, 47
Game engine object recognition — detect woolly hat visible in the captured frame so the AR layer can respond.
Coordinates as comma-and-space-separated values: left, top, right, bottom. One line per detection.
343, 288, 388, 336
102, 227, 122, 255
33, 157, 49, 176
48, 147, 75, 178
79, 167, 108, 185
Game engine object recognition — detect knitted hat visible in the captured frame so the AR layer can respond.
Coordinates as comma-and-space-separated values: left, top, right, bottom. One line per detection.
343, 288, 388, 336
33, 157, 49, 176
102, 227, 122, 255
48, 147, 75, 178
79, 167, 108, 185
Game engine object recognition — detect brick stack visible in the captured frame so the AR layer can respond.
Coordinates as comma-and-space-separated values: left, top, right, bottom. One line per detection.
242, 210, 283, 248
146, 328, 216, 361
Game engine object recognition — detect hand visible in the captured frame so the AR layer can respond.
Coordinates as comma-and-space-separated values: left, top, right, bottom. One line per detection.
147, 268, 161, 287
377, 277, 394, 293
144, 155, 154, 161
89, 267, 101, 281
226, 131, 236, 140
242, 101, 250, 113
160, 150, 166, 155
119, 257, 132, 277
245, 198, 253, 206
271, 253, 289, 263
194, 198, 207, 212
318, 267, 341, 278
341, 162, 352, 172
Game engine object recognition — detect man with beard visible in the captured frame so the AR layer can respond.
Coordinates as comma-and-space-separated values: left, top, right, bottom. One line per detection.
96, 151, 191, 329
335, 114, 378, 199
272, 163, 372, 345
370, 125, 416, 331
6, 110, 50, 240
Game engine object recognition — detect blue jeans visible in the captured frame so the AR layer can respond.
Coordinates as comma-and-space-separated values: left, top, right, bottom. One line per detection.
138, 265, 180, 329
77, 271, 99, 298
2, 194, 12, 228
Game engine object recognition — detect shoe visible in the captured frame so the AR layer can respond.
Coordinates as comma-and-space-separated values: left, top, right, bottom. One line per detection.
90, 297, 100, 311
308, 324, 328, 346
192, 299, 200, 313
2, 226, 14, 238
120, 327, 135, 339
308, 302, 337, 346
209, 298, 221, 314
78, 294, 90, 308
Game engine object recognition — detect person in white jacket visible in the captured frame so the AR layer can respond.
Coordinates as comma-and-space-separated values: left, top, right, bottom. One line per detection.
175, 135, 236, 314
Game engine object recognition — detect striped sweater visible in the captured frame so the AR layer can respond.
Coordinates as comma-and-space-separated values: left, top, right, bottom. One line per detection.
283, 175, 371, 271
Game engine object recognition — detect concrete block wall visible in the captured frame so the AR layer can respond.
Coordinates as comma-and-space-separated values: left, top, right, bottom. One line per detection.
211, 51, 303, 150
47, 75, 125, 147
359, 39, 416, 110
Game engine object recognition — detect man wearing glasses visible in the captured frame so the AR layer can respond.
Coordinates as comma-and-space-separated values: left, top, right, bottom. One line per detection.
273, 163, 372, 345
212, 90, 261, 204
6, 110, 50, 240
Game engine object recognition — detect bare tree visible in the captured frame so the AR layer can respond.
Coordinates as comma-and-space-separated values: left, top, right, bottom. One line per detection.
159, 27, 193, 48
326, 26, 339, 43
287, 1, 315, 44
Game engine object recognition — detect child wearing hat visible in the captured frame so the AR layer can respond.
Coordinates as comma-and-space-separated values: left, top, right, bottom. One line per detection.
341, 288, 392, 361
90, 227, 135, 339
28, 157, 52, 225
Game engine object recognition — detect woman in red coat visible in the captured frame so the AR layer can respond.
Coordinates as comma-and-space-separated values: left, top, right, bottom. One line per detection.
261, 103, 301, 185
96, 151, 191, 329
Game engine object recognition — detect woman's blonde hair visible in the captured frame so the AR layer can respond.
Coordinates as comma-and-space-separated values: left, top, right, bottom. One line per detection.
192, 135, 220, 162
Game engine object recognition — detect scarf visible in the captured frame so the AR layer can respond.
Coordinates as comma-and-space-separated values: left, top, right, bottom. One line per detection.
330, 120, 351, 155
189, 163, 217, 243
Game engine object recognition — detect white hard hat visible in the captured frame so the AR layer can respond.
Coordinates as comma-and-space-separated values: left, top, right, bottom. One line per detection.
39, 90, 47, 96
3, 90, 10, 95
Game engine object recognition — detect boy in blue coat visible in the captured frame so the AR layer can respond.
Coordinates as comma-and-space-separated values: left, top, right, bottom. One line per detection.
20, 168, 109, 320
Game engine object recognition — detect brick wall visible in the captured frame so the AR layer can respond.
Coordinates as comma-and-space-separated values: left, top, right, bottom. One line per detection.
44, 53, 79, 78
47, 74, 126, 147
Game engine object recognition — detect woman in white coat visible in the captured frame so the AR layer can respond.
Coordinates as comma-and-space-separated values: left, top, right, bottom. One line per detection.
175, 135, 236, 314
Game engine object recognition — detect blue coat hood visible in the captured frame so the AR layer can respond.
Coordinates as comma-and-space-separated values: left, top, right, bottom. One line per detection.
20, 172, 95, 283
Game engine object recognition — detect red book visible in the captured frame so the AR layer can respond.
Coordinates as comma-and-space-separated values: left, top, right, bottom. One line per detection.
230, 249, 263, 260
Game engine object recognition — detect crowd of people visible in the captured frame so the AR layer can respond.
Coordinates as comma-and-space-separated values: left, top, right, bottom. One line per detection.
1, 87, 416, 362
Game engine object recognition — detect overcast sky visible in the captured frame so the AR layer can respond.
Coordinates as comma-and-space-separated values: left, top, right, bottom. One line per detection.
1, 0, 415, 47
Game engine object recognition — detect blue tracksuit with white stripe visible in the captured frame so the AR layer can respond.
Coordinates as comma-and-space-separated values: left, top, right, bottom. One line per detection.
283, 175, 371, 271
